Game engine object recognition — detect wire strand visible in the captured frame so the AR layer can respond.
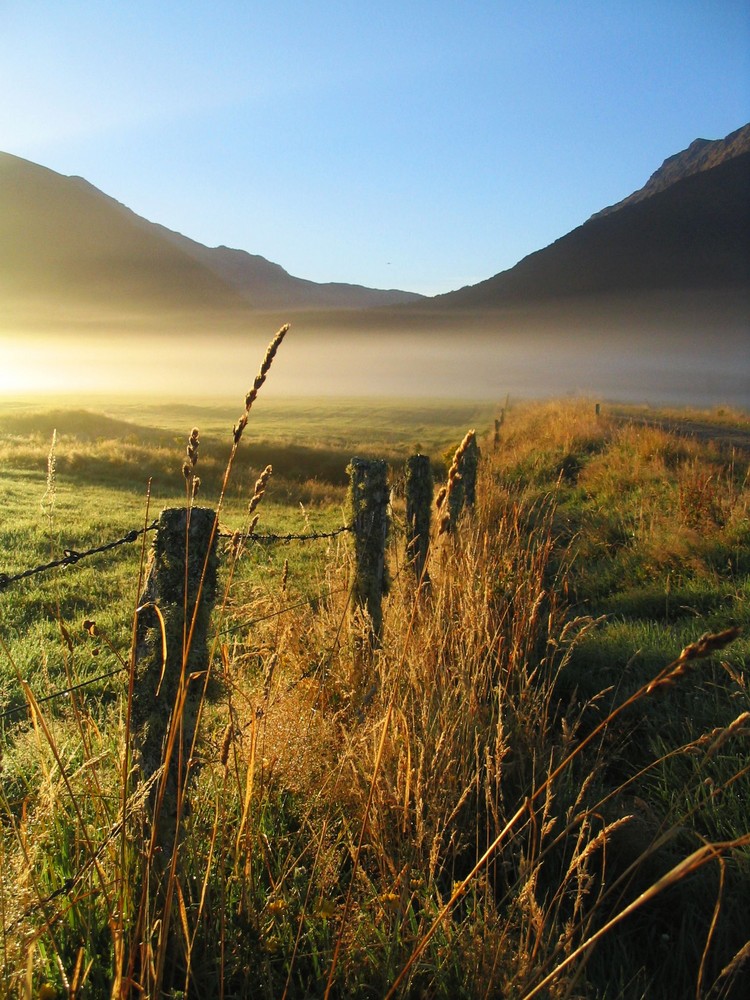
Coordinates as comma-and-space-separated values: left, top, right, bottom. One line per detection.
0, 521, 158, 592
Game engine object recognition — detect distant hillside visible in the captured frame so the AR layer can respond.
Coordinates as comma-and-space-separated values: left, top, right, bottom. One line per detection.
2, 126, 748, 350
434, 125, 750, 309
0, 153, 252, 322
0, 152, 422, 327
154, 227, 424, 310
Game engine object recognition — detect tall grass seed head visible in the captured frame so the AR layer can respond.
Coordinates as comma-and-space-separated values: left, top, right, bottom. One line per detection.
187, 426, 200, 465
247, 465, 273, 517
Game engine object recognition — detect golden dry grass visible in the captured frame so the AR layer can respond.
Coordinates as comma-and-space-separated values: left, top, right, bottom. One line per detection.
1, 390, 748, 998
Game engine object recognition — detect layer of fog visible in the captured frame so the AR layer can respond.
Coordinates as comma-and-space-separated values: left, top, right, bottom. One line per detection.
2, 331, 746, 411
1, 292, 747, 408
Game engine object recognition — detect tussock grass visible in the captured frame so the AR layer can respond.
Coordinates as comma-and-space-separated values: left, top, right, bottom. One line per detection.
1, 389, 748, 998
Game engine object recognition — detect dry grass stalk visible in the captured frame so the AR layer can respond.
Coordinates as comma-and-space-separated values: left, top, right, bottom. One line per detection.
247, 465, 273, 520
436, 429, 476, 534
40, 429, 57, 524
382, 615, 743, 999
219, 722, 233, 768
563, 815, 635, 882
714, 939, 750, 993
521, 834, 750, 1000
705, 711, 750, 758
233, 325, 290, 446
647, 626, 742, 692
182, 427, 201, 501
131, 328, 288, 995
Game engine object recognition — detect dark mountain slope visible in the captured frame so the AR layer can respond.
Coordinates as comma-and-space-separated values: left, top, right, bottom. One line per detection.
154, 227, 424, 309
593, 122, 750, 218
434, 136, 750, 309
0, 152, 252, 316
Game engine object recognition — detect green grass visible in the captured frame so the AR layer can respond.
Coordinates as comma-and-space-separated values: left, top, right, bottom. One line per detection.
0, 393, 497, 459
1, 393, 749, 999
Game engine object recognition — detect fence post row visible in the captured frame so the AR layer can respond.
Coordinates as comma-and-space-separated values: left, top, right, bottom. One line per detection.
132, 506, 219, 800
129, 437, 476, 730
404, 453, 433, 586
347, 457, 389, 641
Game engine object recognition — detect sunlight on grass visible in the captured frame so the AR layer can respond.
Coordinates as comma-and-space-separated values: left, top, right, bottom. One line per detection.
1, 392, 748, 998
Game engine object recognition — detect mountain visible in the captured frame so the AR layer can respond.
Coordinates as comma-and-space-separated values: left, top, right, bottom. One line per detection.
2, 126, 747, 356
0, 154, 251, 324
434, 124, 750, 309
592, 123, 750, 218
153, 227, 423, 310
1, 132, 747, 405
0, 152, 422, 329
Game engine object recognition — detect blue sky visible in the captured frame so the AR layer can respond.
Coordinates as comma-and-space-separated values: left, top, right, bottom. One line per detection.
2, 1, 748, 295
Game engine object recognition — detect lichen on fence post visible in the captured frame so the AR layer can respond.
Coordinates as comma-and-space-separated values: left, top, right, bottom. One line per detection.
405, 453, 433, 587
347, 457, 389, 642
132, 506, 219, 800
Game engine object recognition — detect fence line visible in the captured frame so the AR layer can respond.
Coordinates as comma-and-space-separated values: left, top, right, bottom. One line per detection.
0, 582, 352, 724
1, 431, 484, 721
0, 664, 128, 723
223, 525, 354, 545
248, 525, 352, 543
0, 521, 159, 592
0, 522, 354, 595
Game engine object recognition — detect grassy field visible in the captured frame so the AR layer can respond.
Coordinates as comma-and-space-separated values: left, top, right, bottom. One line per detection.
0, 385, 748, 999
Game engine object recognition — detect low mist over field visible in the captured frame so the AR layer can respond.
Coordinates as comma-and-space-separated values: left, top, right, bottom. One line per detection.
2, 289, 747, 407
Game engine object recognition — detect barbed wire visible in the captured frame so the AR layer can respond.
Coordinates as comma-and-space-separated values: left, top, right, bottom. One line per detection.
0, 515, 357, 720
0, 521, 158, 593
221, 524, 353, 545
0, 520, 352, 596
